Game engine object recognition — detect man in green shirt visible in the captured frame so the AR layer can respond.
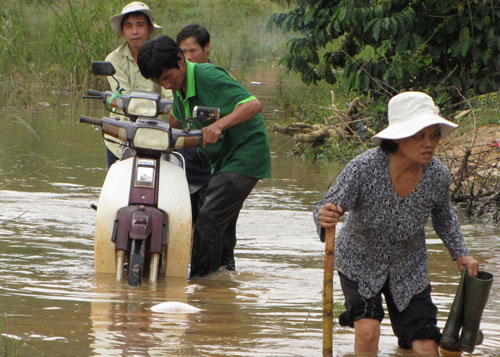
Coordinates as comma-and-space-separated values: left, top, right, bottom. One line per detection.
137, 35, 271, 277
175, 24, 212, 245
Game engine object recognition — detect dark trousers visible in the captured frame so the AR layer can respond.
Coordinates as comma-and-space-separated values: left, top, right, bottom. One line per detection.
189, 172, 258, 277
190, 185, 208, 225
190, 187, 236, 271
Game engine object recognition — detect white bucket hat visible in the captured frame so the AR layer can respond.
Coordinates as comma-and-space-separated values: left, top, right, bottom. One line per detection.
372, 91, 458, 145
110, 1, 162, 38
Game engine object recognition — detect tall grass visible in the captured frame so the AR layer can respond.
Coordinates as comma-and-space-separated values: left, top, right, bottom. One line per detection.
0, 0, 291, 90
453, 92, 500, 134
155, 0, 288, 68
1, 1, 117, 88
0, 313, 20, 357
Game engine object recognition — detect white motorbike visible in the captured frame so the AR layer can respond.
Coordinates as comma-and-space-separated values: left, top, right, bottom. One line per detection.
81, 61, 219, 285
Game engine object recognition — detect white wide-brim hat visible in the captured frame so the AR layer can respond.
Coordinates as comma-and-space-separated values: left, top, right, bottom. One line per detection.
372, 91, 458, 145
110, 1, 162, 38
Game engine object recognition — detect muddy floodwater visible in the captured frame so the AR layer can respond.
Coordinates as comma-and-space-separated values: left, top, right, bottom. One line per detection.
1, 65, 499, 356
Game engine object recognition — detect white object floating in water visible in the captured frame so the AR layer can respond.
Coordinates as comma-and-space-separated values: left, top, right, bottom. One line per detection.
250, 81, 262, 85
151, 301, 201, 313
39, 102, 50, 107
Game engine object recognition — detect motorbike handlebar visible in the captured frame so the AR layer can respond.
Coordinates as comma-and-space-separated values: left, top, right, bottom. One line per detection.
172, 129, 224, 150
80, 115, 103, 126
87, 89, 104, 97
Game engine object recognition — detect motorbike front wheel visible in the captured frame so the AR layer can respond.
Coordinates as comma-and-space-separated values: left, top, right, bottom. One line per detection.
128, 239, 146, 286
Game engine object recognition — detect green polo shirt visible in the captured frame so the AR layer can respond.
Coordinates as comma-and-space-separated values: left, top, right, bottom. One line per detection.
171, 61, 271, 179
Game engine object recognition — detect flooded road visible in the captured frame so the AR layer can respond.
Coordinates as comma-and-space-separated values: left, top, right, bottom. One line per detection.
1, 66, 499, 356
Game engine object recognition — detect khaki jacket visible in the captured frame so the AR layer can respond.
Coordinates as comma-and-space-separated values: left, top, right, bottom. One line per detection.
104, 43, 172, 158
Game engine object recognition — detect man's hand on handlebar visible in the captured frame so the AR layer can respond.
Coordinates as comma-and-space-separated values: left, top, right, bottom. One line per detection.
202, 122, 223, 148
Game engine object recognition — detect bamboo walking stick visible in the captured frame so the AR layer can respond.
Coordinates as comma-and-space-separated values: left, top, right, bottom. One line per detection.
323, 227, 336, 356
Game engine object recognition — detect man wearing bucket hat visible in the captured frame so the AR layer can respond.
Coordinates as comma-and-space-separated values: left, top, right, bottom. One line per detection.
313, 92, 481, 355
104, 1, 171, 167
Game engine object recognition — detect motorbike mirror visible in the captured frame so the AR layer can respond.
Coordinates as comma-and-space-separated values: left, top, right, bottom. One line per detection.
192, 106, 220, 121
92, 61, 116, 76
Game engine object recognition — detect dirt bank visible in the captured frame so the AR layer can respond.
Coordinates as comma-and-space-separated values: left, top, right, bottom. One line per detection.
438, 124, 500, 225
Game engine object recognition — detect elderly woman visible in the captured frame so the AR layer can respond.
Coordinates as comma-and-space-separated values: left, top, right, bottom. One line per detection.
313, 92, 479, 356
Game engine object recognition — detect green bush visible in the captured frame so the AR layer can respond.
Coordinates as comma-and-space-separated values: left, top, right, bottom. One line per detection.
270, 0, 500, 110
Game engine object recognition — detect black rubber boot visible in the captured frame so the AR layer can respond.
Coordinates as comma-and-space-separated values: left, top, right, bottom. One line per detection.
439, 270, 466, 351
458, 271, 493, 353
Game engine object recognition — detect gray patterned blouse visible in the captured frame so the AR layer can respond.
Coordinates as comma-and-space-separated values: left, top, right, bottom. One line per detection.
313, 147, 469, 311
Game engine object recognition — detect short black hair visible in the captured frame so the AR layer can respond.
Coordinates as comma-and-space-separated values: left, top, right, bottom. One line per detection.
138, 36, 183, 79
380, 139, 398, 153
176, 24, 210, 48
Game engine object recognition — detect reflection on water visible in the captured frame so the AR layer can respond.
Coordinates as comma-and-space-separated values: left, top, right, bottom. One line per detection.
1, 67, 500, 356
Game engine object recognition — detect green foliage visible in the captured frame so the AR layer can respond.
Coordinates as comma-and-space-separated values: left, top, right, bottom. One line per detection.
300, 138, 368, 162
454, 91, 500, 134
473, 92, 500, 126
269, 0, 500, 108
274, 73, 335, 122
156, 0, 290, 73
274, 71, 373, 161
327, 139, 369, 162
45, 1, 119, 84
0, 0, 118, 87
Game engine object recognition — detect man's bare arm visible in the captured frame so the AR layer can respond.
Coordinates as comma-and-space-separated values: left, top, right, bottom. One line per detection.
202, 99, 261, 147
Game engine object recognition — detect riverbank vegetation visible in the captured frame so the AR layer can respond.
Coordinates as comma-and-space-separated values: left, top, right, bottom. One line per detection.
269, 0, 499, 159
270, 1, 499, 106
272, 56, 500, 225
272, 80, 499, 225
0, 0, 291, 90
1, 0, 498, 223
268, 1, 500, 224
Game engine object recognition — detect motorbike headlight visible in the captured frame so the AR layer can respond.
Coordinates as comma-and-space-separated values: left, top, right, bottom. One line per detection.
133, 128, 170, 151
127, 97, 157, 117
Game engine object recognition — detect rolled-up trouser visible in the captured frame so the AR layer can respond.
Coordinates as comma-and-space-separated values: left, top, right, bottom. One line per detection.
221, 214, 238, 268
189, 172, 258, 277
338, 271, 441, 349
